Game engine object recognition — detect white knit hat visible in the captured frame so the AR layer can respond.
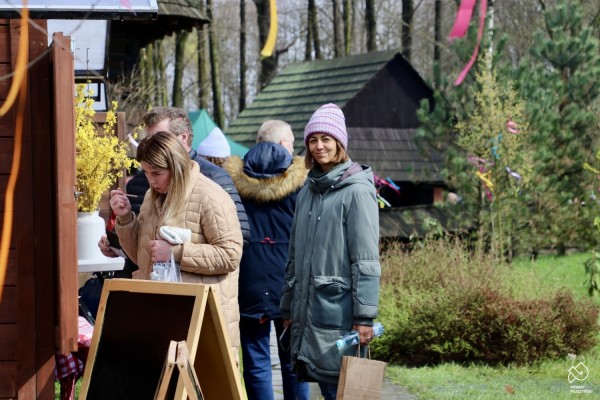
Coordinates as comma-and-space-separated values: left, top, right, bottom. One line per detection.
197, 127, 231, 158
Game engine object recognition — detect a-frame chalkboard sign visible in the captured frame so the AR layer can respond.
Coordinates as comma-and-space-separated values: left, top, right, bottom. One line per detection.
79, 279, 243, 400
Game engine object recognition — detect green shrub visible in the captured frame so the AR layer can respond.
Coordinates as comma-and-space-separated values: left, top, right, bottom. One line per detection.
372, 240, 599, 366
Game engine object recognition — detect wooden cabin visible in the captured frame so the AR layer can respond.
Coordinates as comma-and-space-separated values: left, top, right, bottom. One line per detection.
226, 50, 449, 239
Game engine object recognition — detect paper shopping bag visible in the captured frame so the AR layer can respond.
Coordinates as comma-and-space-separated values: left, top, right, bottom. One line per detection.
336, 348, 387, 399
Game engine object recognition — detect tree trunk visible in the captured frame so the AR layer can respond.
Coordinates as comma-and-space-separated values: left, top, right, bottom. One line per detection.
239, 0, 247, 112
305, 0, 313, 60
332, 0, 342, 57
172, 30, 188, 108
401, 0, 414, 62
255, 0, 278, 90
433, 0, 442, 88
197, 26, 209, 110
207, 0, 224, 127
365, 0, 376, 51
487, 0, 494, 63
195, 0, 209, 109
343, 0, 353, 56
139, 47, 152, 107
308, 0, 322, 59
197, 25, 210, 109
154, 40, 168, 107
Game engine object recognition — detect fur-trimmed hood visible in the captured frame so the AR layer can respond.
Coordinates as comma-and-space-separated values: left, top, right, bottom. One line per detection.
224, 144, 308, 203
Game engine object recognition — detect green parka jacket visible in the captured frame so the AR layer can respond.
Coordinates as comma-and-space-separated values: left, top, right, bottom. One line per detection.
280, 159, 381, 384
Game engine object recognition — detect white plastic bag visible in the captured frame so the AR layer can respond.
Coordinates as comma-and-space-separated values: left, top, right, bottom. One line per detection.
150, 251, 182, 282
150, 225, 189, 282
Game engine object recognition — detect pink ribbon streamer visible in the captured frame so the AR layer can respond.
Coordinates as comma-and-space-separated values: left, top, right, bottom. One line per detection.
448, 0, 477, 41
120, 0, 133, 11
450, 0, 488, 86
506, 120, 519, 134
374, 174, 401, 194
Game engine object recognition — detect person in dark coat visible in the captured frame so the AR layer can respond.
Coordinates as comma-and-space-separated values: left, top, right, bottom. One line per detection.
99, 107, 250, 273
224, 120, 309, 400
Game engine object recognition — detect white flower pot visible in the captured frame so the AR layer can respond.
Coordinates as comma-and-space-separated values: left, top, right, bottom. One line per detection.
77, 211, 106, 260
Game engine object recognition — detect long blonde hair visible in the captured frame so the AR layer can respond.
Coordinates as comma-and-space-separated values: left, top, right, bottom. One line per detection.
136, 131, 192, 225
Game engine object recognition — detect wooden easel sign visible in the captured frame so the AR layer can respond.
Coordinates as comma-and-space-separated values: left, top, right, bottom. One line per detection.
155, 341, 204, 400
79, 279, 243, 400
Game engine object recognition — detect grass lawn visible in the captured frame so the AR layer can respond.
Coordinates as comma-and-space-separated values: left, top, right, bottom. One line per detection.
386, 252, 600, 399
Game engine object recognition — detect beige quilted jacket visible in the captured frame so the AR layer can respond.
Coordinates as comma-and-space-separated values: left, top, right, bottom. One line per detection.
116, 162, 243, 362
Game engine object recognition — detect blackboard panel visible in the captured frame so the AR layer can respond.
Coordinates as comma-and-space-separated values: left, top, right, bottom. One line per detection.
87, 292, 194, 399
80, 280, 208, 400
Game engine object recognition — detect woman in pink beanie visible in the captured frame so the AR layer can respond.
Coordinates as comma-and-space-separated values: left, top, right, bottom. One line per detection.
280, 103, 381, 399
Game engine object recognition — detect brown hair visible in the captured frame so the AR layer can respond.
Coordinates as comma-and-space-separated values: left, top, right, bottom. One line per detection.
304, 139, 349, 170
203, 155, 227, 167
142, 107, 194, 147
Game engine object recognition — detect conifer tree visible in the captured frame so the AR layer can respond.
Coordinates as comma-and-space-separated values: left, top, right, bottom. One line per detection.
514, 0, 600, 254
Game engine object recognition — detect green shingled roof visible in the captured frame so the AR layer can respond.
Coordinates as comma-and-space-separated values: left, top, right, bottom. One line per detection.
226, 49, 400, 148
158, 0, 207, 21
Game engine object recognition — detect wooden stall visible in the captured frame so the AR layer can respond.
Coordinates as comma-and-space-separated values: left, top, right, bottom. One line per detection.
0, 21, 78, 399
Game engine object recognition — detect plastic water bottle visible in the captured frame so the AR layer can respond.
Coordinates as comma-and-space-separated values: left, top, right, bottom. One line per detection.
335, 322, 384, 351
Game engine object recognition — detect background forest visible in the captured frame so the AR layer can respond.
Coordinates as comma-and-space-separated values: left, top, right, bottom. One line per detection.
111, 0, 600, 257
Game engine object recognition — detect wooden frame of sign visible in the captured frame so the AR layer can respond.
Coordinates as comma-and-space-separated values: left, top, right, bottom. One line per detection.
154, 341, 204, 400
79, 279, 243, 400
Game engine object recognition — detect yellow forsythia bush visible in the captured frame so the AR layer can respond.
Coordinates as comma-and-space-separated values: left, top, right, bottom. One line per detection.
75, 84, 137, 212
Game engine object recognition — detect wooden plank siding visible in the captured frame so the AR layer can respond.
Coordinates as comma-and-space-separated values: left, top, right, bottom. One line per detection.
0, 19, 77, 399
0, 19, 17, 400
50, 32, 78, 357
31, 25, 61, 400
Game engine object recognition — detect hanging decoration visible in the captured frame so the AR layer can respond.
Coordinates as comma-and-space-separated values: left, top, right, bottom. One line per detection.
466, 121, 525, 201
260, 0, 278, 57
448, 0, 488, 86
490, 133, 502, 159
373, 174, 401, 208
475, 170, 493, 201
506, 120, 519, 134
468, 156, 494, 201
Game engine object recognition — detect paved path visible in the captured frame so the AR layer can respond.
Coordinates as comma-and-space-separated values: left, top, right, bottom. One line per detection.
268, 323, 417, 399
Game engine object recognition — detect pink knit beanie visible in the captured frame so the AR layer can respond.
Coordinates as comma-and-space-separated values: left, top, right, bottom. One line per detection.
304, 103, 348, 150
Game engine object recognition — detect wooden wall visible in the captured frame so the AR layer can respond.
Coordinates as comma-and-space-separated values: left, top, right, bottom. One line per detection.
343, 54, 434, 130
0, 20, 76, 400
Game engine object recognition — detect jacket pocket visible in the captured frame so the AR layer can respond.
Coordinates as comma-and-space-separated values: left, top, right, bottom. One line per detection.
311, 276, 351, 329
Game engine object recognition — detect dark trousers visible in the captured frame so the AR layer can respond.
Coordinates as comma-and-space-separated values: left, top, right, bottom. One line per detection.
240, 317, 310, 400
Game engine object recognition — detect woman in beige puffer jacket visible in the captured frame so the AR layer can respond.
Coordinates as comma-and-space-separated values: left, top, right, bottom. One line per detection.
111, 132, 243, 363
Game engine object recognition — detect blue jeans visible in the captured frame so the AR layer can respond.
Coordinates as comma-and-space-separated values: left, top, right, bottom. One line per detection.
317, 382, 338, 400
240, 317, 310, 400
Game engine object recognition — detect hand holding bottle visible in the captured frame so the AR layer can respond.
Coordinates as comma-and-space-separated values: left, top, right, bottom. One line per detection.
336, 322, 384, 351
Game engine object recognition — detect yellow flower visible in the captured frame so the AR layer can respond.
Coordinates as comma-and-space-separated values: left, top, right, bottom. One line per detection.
75, 84, 138, 212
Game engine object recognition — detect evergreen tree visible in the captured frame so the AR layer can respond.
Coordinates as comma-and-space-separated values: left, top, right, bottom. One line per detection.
514, 0, 600, 254
417, 0, 599, 256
